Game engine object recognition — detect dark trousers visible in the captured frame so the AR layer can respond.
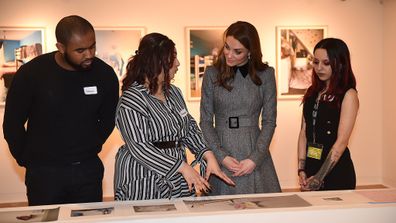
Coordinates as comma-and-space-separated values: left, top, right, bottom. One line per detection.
25, 156, 104, 206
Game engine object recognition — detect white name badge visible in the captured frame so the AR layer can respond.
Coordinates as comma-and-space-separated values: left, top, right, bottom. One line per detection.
84, 86, 98, 95
179, 108, 188, 117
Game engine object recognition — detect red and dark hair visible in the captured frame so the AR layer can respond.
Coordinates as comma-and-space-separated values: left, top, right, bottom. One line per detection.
303, 38, 357, 106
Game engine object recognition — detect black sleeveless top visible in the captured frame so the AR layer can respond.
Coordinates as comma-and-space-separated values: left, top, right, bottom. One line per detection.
303, 91, 356, 190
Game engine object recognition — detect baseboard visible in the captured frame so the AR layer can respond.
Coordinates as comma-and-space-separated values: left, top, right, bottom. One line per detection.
282, 184, 388, 192
0, 201, 28, 208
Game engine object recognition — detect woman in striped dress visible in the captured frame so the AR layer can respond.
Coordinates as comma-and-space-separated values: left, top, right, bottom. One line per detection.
114, 33, 234, 200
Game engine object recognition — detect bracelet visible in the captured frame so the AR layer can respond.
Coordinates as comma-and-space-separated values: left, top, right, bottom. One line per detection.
298, 169, 305, 175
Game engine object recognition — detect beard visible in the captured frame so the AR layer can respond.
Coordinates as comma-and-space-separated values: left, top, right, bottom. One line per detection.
64, 52, 93, 71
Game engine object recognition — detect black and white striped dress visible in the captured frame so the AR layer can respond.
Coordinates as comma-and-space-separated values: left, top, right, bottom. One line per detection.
114, 82, 209, 200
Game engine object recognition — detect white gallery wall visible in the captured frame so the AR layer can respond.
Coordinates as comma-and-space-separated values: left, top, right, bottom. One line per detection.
382, 0, 396, 188
0, 0, 393, 203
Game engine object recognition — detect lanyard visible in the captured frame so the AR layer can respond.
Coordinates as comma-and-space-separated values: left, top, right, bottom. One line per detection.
311, 96, 321, 143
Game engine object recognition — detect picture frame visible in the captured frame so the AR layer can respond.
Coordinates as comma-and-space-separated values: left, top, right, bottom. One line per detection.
276, 26, 327, 100
186, 26, 226, 101
0, 27, 46, 105
95, 27, 146, 80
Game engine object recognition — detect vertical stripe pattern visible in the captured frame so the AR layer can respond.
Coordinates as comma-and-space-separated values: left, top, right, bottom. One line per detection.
114, 82, 209, 200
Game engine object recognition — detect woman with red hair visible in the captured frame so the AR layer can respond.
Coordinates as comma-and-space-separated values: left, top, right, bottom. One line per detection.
297, 38, 358, 191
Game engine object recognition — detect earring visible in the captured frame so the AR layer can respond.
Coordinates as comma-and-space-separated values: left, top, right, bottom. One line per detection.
248, 53, 251, 60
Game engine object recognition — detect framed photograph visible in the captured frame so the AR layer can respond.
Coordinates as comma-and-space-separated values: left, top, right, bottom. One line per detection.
0, 27, 46, 105
276, 26, 327, 100
95, 27, 146, 80
186, 27, 225, 101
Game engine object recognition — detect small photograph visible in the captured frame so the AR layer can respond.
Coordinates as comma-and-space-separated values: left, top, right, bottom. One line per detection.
323, 197, 343, 201
70, 207, 114, 217
133, 204, 177, 213
184, 198, 236, 212
0, 207, 59, 223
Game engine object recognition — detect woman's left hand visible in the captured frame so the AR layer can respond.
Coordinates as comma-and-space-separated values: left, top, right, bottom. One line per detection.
204, 151, 235, 186
232, 159, 256, 177
305, 176, 323, 191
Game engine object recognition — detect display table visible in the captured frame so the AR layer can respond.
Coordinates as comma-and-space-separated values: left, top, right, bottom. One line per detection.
1, 188, 395, 223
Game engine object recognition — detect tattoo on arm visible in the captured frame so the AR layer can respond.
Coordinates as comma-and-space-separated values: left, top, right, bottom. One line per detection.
308, 150, 338, 190
298, 159, 306, 170
316, 150, 338, 181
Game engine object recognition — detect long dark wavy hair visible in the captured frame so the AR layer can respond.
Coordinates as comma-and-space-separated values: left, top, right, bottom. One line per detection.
215, 21, 269, 91
122, 33, 176, 94
303, 38, 357, 107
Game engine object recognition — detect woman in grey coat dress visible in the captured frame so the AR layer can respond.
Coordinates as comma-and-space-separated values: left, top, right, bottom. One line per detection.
200, 21, 281, 195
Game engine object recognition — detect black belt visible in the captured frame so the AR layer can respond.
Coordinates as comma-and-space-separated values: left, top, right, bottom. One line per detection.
153, 141, 178, 149
215, 116, 257, 129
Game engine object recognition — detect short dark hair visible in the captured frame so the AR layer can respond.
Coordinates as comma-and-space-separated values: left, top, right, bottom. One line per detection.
55, 15, 94, 45
122, 33, 176, 93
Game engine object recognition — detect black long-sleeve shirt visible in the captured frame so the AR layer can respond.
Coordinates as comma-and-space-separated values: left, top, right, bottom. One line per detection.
3, 52, 119, 167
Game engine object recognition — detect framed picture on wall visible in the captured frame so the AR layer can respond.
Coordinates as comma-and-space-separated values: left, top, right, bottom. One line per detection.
95, 27, 146, 81
276, 26, 327, 100
186, 27, 226, 101
0, 27, 46, 106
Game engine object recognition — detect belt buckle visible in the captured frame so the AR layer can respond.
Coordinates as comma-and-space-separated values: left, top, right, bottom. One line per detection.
229, 117, 239, 128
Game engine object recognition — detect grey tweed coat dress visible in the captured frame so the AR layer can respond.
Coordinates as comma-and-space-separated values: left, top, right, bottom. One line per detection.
200, 66, 281, 195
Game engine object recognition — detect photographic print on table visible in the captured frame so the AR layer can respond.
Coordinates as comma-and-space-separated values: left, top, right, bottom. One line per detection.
276, 26, 327, 100
0, 27, 46, 105
186, 27, 225, 101
95, 27, 146, 81
70, 207, 114, 217
183, 194, 310, 212
0, 207, 59, 223
133, 204, 177, 213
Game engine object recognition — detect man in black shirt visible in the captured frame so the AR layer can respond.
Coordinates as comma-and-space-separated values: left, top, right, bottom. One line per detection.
3, 15, 119, 206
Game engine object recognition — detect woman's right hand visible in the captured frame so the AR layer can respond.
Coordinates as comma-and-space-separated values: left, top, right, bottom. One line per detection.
298, 171, 309, 191
178, 162, 211, 193
222, 156, 241, 173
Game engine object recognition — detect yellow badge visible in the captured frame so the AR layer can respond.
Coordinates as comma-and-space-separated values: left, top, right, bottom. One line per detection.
307, 143, 324, 160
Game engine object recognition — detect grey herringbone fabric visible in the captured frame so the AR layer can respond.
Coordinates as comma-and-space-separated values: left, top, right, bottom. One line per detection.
200, 66, 281, 195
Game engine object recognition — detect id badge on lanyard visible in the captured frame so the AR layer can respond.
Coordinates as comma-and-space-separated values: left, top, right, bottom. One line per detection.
307, 142, 324, 160
308, 95, 324, 160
